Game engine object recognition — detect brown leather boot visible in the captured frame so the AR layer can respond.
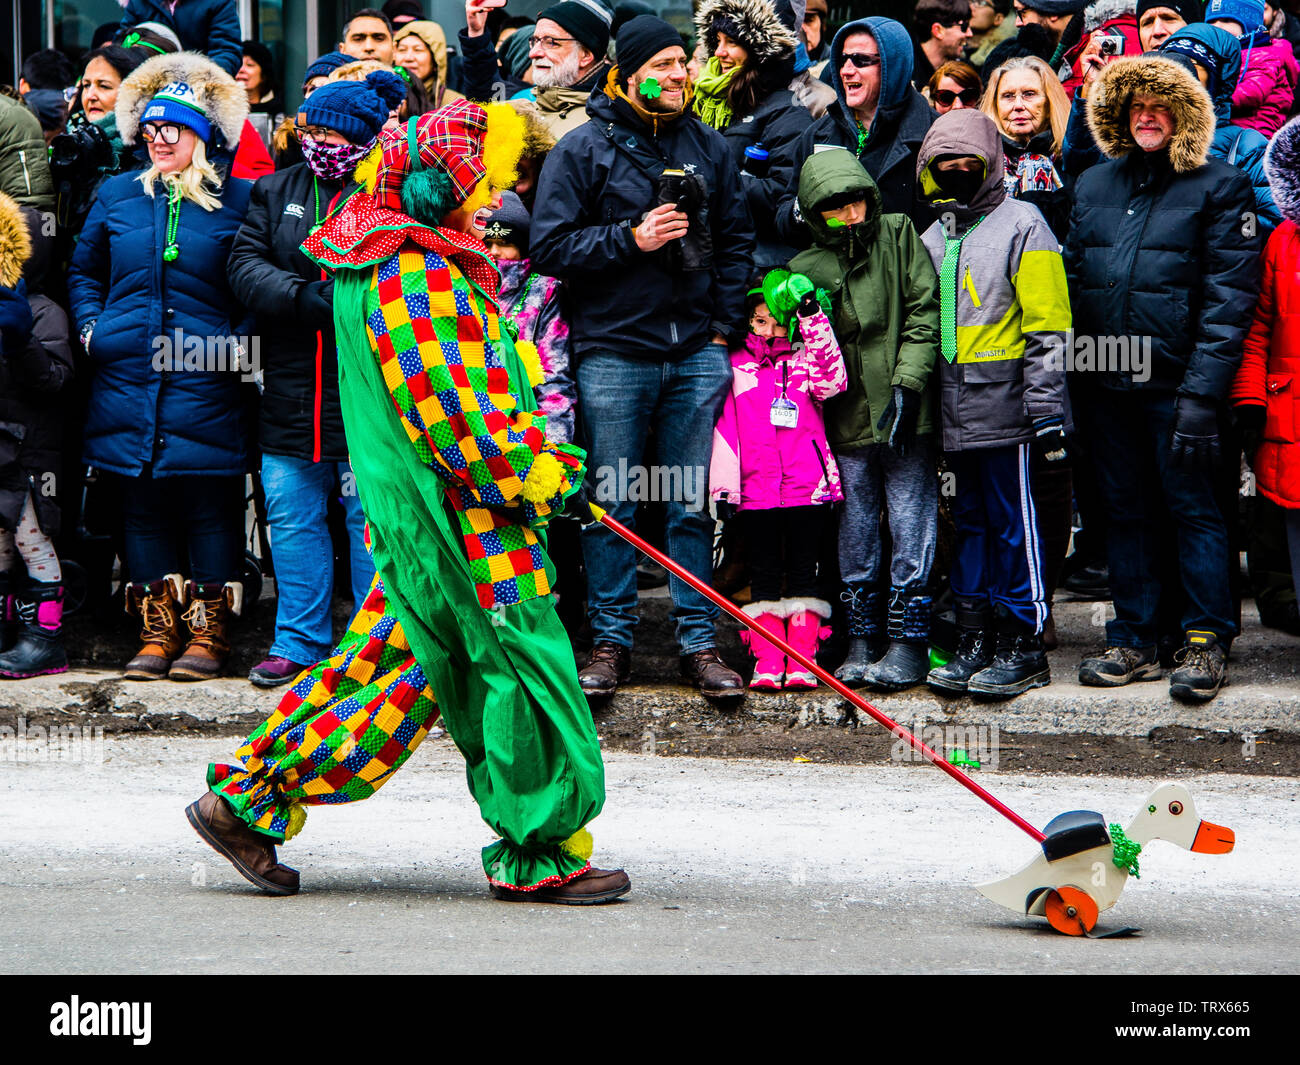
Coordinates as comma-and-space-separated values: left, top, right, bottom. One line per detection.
185, 791, 299, 895
577, 642, 631, 696
123, 574, 186, 680
680, 648, 745, 699
490, 866, 631, 905
170, 581, 242, 681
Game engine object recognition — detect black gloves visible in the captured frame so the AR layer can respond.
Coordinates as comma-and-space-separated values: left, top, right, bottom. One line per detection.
715, 499, 738, 522
1235, 404, 1266, 467
1169, 394, 1222, 474
876, 385, 922, 458
564, 482, 599, 526
1032, 416, 1068, 463
295, 279, 334, 328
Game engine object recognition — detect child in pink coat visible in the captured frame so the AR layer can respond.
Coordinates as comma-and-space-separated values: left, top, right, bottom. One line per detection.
711, 271, 847, 690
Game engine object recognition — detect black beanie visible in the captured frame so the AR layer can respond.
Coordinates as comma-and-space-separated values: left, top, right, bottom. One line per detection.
615, 15, 684, 79
1136, 0, 1205, 25
538, 0, 614, 56
484, 191, 531, 255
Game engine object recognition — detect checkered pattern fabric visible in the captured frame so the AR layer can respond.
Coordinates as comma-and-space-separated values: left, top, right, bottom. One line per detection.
365, 246, 584, 608
207, 576, 440, 840
372, 101, 488, 213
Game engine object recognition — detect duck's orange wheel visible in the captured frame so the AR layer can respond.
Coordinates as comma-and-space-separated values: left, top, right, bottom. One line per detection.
1045, 886, 1099, 936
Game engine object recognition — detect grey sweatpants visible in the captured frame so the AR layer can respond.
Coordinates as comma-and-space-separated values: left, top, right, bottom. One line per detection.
836, 438, 938, 590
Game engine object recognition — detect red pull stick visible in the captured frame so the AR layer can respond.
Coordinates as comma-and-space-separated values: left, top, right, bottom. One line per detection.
590, 506, 1046, 844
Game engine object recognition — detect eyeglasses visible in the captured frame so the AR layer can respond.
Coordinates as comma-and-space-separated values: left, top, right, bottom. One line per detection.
294, 125, 343, 142
841, 52, 882, 68
933, 87, 981, 106
529, 34, 575, 49
141, 122, 183, 144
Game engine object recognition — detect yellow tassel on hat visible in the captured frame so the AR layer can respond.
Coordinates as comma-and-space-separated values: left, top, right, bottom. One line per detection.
357, 141, 383, 193
481, 101, 526, 191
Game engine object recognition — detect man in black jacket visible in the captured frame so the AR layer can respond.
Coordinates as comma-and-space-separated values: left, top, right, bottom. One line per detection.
227, 73, 404, 688
775, 15, 936, 244
1064, 54, 1260, 703
531, 15, 755, 700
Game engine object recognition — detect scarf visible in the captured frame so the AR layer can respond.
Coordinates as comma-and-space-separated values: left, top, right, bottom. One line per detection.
301, 136, 374, 181
692, 56, 738, 131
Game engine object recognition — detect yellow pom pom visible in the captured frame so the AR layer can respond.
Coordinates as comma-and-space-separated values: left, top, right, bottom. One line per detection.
283, 803, 308, 842
520, 451, 563, 504
482, 102, 527, 191
515, 339, 544, 389
356, 142, 383, 193
560, 827, 593, 862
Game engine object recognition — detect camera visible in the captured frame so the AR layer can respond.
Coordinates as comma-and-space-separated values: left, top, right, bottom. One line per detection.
49, 116, 115, 186
654, 167, 711, 271
1097, 33, 1125, 57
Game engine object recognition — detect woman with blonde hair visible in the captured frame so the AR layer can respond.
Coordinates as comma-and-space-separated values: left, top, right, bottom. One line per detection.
980, 55, 1071, 239
67, 52, 254, 683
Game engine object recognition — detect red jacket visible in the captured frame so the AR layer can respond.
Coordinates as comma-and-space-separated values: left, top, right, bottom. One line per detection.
1061, 14, 1141, 100
1232, 219, 1300, 507
232, 119, 274, 180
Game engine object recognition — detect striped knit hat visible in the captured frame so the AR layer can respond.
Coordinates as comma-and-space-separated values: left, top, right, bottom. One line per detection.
140, 79, 211, 141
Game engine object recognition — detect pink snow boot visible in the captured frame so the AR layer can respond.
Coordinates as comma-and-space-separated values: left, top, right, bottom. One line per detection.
783, 599, 832, 689
740, 602, 787, 690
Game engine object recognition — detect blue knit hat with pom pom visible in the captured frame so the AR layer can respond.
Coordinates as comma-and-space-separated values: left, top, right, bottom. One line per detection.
298, 69, 406, 144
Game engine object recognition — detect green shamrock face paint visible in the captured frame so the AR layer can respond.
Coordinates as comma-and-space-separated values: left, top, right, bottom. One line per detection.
639, 76, 662, 99
825, 218, 847, 228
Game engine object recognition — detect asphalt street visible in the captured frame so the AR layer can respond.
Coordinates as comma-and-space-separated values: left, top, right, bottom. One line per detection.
1, 736, 1296, 974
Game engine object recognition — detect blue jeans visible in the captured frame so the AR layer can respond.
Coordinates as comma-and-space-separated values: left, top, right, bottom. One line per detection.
262, 453, 374, 665
577, 344, 732, 654
1079, 390, 1236, 647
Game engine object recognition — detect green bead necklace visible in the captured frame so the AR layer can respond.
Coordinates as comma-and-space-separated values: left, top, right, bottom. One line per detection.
163, 181, 181, 262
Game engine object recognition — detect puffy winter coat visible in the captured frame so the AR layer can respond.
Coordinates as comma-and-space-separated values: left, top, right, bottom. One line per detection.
710, 307, 847, 511
1064, 56, 1260, 399
67, 170, 253, 478
119, 0, 243, 75
787, 148, 939, 451
1232, 32, 1298, 137
775, 17, 937, 243
530, 81, 755, 361
227, 162, 354, 463
0, 195, 73, 536
1232, 220, 1300, 507
0, 95, 54, 212
497, 258, 576, 445
919, 112, 1073, 452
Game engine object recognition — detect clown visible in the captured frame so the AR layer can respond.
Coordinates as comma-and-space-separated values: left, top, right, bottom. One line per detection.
185, 99, 631, 904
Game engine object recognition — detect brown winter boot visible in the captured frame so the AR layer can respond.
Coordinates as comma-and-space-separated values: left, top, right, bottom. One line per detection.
123, 574, 186, 680
169, 581, 242, 681
185, 791, 299, 895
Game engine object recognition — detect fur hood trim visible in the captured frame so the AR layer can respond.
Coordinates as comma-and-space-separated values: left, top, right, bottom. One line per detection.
1265, 116, 1300, 224
1083, 0, 1135, 33
1086, 55, 1214, 172
116, 51, 248, 147
507, 99, 557, 159
695, 0, 797, 68
0, 190, 32, 288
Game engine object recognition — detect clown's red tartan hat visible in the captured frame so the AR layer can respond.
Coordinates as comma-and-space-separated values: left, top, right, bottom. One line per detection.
372, 99, 489, 212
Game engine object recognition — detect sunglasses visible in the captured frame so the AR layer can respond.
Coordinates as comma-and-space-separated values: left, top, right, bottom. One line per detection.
141, 122, 184, 144
933, 87, 981, 106
941, 18, 972, 31
841, 52, 882, 68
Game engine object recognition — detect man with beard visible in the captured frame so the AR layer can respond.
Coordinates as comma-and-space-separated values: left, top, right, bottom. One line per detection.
530, 16, 755, 700
462, 0, 614, 140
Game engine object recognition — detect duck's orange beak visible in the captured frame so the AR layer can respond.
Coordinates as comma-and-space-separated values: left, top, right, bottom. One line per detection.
1191, 820, 1235, 854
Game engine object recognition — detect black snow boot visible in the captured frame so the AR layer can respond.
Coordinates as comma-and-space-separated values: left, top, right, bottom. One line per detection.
834, 584, 884, 686
927, 598, 993, 694
967, 609, 1050, 698
0, 582, 68, 678
862, 586, 931, 692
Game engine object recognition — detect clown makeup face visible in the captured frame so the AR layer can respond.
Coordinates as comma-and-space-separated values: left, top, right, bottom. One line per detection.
443, 188, 505, 238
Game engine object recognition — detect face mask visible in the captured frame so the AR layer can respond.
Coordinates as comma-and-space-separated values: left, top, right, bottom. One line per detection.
301, 136, 373, 181
932, 167, 984, 205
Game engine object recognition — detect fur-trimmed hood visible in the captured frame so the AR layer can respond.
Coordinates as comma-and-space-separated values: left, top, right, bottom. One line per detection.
1082, 0, 1135, 33
1086, 55, 1215, 173
0, 190, 32, 289
1265, 116, 1300, 224
695, 0, 797, 68
116, 51, 248, 147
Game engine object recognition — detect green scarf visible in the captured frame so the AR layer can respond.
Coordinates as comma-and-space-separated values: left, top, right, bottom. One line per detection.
692, 55, 738, 130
